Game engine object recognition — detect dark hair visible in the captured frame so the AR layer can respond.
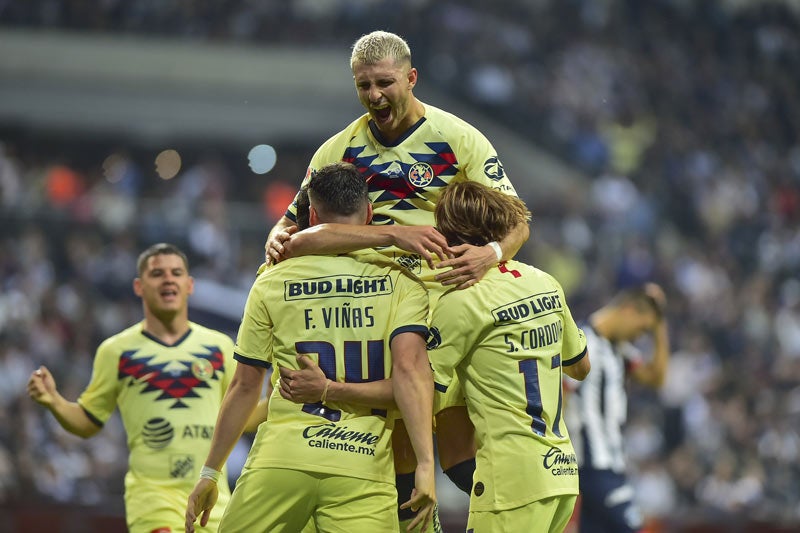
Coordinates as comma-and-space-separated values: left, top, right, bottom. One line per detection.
136, 243, 189, 275
295, 185, 311, 230
307, 162, 369, 217
435, 181, 530, 246
610, 286, 664, 320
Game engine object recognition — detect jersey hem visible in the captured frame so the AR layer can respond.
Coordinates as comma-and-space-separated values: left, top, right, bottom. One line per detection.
244, 461, 395, 485
469, 486, 579, 512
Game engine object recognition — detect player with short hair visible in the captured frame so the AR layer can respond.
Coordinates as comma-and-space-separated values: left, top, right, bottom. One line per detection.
263, 30, 528, 528
186, 162, 436, 533
27, 242, 252, 533
428, 181, 590, 532
564, 284, 670, 533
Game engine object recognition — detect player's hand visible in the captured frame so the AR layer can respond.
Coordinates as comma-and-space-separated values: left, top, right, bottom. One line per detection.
434, 243, 496, 289
400, 460, 436, 532
391, 226, 453, 269
279, 355, 327, 403
264, 225, 299, 266
186, 478, 218, 533
27, 365, 58, 407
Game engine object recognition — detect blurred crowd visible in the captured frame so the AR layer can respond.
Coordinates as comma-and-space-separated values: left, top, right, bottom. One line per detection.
2, 0, 800, 529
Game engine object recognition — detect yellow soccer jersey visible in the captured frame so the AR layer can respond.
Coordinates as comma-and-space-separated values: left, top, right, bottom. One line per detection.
78, 322, 234, 521
234, 249, 429, 485
428, 261, 587, 512
284, 103, 517, 267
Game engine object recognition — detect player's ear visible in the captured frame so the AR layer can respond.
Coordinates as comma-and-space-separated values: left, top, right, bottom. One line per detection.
309, 206, 320, 227
364, 202, 373, 225
407, 67, 418, 89
132, 278, 143, 297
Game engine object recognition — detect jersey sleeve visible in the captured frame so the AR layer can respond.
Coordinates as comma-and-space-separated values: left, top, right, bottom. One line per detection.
389, 272, 429, 342
427, 291, 479, 390
234, 275, 275, 369
77, 339, 121, 426
556, 282, 587, 366
458, 122, 518, 197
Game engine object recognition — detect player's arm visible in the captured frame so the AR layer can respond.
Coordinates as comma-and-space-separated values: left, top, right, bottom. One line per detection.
631, 319, 670, 388
631, 283, 670, 388
186, 362, 265, 532
264, 215, 299, 266
563, 348, 591, 381
27, 365, 101, 439
283, 223, 451, 269
391, 331, 436, 532
435, 220, 529, 289
279, 355, 395, 408
243, 396, 270, 433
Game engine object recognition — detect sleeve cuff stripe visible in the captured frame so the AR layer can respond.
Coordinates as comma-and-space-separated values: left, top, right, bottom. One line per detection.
234, 352, 273, 369
434, 382, 448, 393
563, 347, 588, 367
389, 324, 429, 344
80, 405, 104, 428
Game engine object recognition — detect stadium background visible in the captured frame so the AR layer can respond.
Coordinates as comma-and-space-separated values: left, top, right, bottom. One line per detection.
1, 0, 799, 531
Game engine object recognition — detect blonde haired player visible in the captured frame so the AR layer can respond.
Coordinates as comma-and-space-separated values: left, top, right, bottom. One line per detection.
429, 181, 591, 532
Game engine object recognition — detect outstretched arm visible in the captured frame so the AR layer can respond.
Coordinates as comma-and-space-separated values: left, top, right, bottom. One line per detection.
27, 365, 101, 439
391, 332, 436, 532
186, 362, 266, 532
435, 221, 529, 289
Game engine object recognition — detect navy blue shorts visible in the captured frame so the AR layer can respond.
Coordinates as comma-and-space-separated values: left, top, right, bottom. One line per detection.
578, 468, 643, 533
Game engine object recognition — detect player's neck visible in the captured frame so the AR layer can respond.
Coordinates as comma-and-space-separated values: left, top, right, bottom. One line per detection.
142, 312, 190, 345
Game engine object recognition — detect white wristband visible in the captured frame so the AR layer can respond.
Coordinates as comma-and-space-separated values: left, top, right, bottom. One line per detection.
200, 465, 221, 483
487, 241, 503, 261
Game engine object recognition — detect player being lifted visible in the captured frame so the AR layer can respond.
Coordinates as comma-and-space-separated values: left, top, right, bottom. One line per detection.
428, 181, 591, 532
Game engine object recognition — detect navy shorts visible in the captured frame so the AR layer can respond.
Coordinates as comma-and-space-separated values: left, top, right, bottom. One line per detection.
578, 468, 643, 533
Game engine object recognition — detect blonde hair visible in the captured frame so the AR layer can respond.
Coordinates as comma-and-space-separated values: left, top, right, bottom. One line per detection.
350, 31, 412, 70
435, 181, 531, 246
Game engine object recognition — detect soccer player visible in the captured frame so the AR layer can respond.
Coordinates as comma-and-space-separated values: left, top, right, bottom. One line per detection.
428, 181, 591, 532
564, 284, 670, 533
26, 243, 258, 533
263, 30, 528, 526
186, 162, 436, 533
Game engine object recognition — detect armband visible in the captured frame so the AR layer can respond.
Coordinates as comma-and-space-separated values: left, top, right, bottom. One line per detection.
487, 241, 503, 261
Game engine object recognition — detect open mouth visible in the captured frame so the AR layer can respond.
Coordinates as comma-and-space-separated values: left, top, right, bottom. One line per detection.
160, 288, 178, 299
373, 105, 391, 122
